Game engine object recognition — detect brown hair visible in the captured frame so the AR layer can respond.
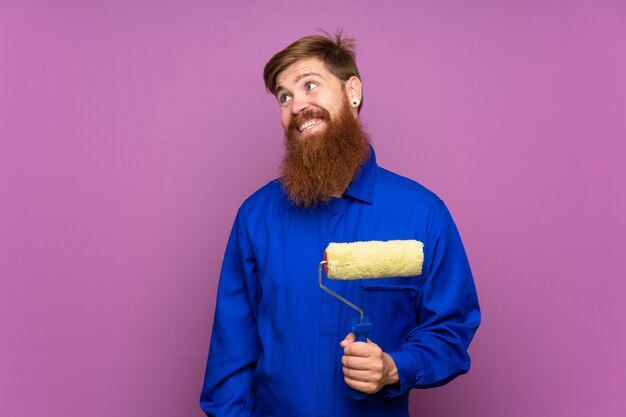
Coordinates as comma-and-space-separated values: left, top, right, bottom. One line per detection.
263, 30, 363, 113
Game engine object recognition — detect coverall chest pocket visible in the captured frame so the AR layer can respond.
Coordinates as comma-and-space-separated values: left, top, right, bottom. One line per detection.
359, 284, 421, 351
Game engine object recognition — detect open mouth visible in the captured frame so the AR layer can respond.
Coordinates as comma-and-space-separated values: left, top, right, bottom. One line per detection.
298, 118, 322, 132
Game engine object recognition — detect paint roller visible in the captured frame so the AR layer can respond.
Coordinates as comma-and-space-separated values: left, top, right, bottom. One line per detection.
318, 239, 424, 399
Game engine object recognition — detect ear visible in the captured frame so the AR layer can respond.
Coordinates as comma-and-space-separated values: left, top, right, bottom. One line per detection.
344, 76, 362, 111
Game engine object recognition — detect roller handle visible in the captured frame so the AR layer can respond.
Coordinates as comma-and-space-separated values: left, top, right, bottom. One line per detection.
350, 318, 373, 400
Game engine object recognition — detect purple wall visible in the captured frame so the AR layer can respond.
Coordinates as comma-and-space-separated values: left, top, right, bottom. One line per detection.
1, 1, 624, 416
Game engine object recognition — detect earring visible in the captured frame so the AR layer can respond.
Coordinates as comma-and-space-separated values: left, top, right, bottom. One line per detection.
352, 99, 360, 107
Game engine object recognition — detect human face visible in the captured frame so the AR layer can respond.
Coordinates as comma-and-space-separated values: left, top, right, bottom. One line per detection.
274, 57, 361, 140
280, 96, 370, 207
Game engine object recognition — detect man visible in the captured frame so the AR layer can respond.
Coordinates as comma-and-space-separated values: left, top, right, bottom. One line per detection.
200, 32, 480, 417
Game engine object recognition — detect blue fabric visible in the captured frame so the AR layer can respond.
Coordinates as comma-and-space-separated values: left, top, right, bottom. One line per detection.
200, 147, 480, 417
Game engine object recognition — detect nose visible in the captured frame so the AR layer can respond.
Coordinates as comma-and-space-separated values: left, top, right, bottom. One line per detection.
290, 92, 310, 115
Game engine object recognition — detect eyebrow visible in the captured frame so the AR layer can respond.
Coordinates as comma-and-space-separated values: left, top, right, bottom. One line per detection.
275, 72, 323, 95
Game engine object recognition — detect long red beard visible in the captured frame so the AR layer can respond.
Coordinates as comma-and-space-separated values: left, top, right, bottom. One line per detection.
279, 101, 370, 208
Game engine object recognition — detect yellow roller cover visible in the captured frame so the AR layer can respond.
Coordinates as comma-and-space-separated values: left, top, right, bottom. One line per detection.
324, 240, 424, 280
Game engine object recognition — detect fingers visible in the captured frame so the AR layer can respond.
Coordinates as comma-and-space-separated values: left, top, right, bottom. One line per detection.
339, 336, 387, 394
340, 332, 355, 348
343, 367, 382, 383
342, 362, 384, 381
343, 373, 384, 394
341, 344, 385, 381
343, 339, 380, 358
341, 353, 383, 371
342, 355, 386, 394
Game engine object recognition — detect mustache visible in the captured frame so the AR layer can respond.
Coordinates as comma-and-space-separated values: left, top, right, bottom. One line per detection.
287, 108, 330, 131
280, 101, 370, 208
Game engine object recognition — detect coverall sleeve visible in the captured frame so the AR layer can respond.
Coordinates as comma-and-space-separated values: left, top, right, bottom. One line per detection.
200, 213, 260, 416
386, 203, 481, 395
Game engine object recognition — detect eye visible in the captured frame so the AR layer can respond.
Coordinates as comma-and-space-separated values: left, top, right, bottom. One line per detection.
305, 82, 318, 91
278, 93, 292, 104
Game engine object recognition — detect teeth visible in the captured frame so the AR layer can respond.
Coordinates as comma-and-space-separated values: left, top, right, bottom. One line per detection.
298, 119, 321, 132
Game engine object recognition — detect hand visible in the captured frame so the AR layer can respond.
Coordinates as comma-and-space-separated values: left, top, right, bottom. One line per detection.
340, 333, 399, 394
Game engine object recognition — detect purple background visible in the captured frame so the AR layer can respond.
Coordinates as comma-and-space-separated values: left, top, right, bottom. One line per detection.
1, 1, 625, 416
